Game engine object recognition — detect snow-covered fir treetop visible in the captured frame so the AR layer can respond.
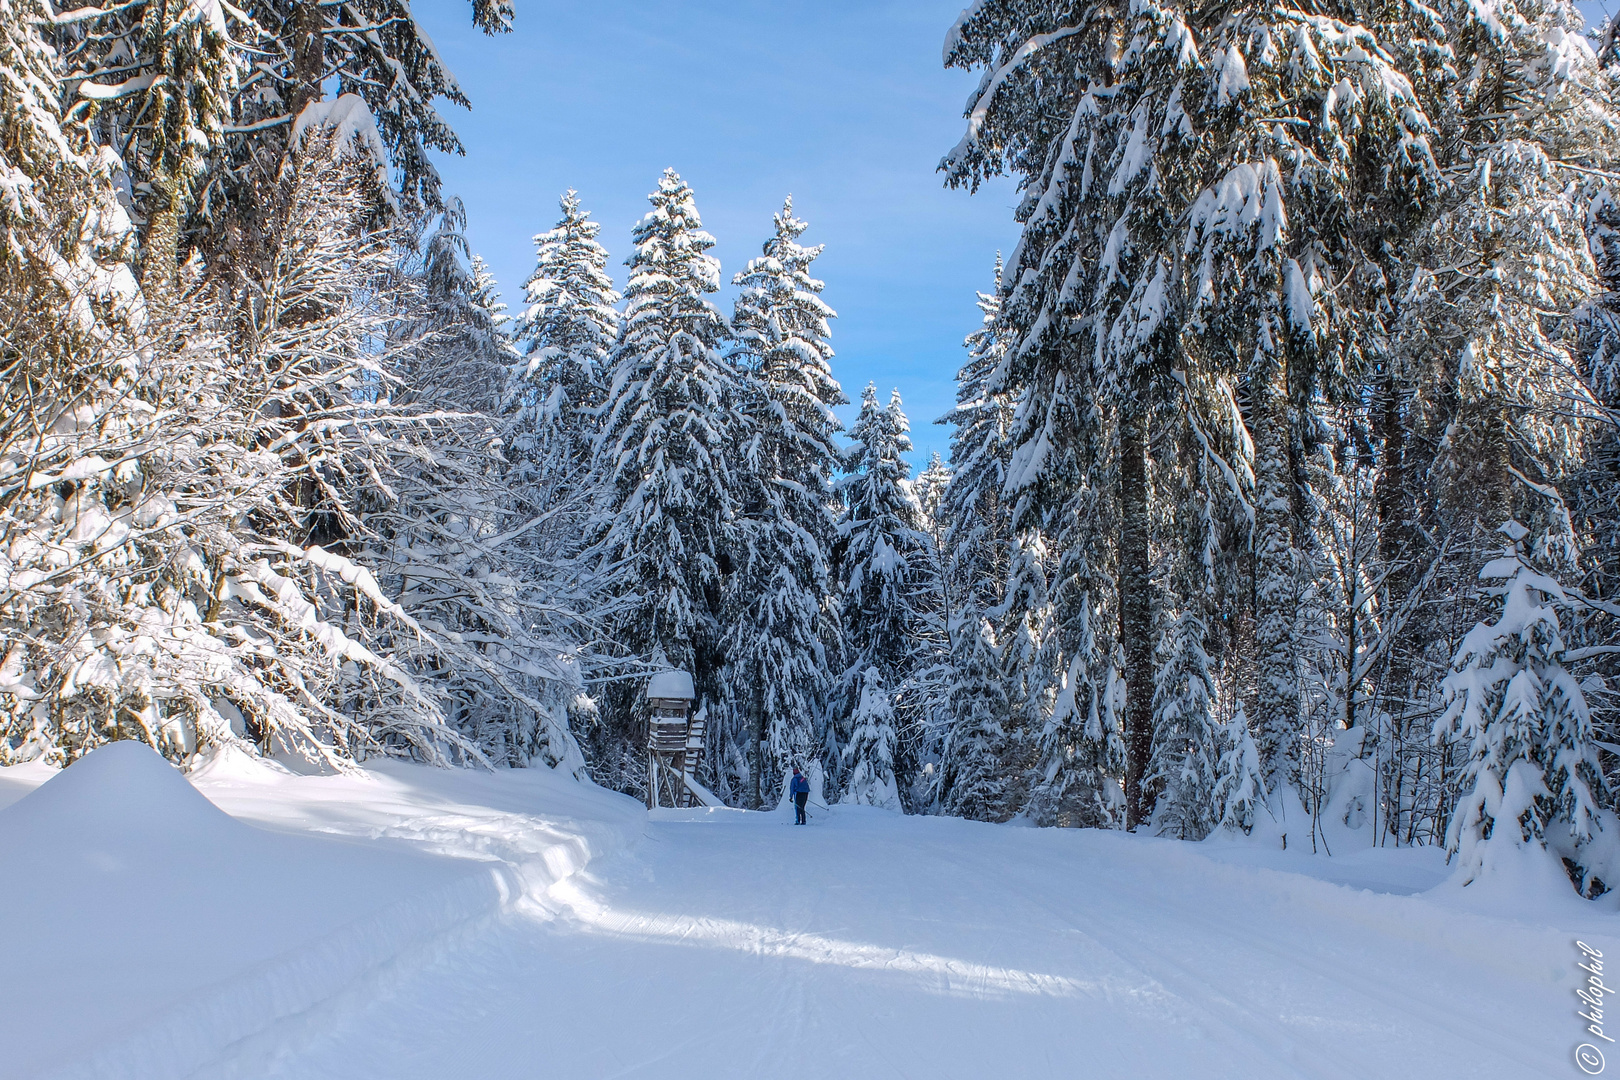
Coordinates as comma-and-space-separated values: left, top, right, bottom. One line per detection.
626, 168, 722, 296
838, 384, 925, 598
516, 189, 621, 372
732, 196, 835, 363
599, 169, 733, 453
731, 195, 846, 443
841, 385, 916, 495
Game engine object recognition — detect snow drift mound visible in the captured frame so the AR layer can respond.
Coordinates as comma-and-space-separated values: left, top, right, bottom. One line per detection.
0, 739, 243, 860
0, 741, 516, 1080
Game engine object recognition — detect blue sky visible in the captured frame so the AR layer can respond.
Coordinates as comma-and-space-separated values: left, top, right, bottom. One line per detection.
413, 0, 1022, 469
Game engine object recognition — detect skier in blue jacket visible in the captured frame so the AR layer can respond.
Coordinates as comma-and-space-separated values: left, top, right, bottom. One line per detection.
790, 767, 810, 825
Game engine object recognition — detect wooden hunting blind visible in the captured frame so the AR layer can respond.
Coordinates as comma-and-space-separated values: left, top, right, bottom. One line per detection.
645, 670, 705, 809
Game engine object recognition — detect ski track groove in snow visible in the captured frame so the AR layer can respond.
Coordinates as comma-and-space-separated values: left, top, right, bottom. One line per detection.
921, 847, 1353, 1080
4, 756, 1595, 1079
1115, 884, 1548, 1073
917, 828, 1562, 1078
256, 804, 1573, 1079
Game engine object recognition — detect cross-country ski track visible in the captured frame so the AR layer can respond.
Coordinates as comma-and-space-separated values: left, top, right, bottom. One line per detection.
0, 744, 1607, 1080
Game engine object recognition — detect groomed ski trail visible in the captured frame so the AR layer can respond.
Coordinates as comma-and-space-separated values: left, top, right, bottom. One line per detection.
229, 800, 1595, 1080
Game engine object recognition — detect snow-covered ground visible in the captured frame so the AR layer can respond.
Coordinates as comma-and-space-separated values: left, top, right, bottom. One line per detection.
0, 745, 1609, 1079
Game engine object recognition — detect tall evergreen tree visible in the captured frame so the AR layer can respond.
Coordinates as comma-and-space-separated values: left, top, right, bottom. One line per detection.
939, 616, 1011, 820
509, 190, 621, 497
940, 259, 1014, 614
593, 169, 738, 777
943, 0, 1443, 829
1149, 606, 1223, 839
1148, 406, 1226, 838
717, 197, 845, 806
835, 385, 927, 800
933, 263, 1017, 819
514, 192, 620, 425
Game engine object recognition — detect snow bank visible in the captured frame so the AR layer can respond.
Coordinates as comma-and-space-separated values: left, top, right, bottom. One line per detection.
0, 743, 518, 1080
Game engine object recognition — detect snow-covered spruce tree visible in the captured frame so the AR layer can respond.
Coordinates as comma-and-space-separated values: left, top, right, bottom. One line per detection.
1003, 342, 1121, 828
942, 1, 1184, 829
914, 453, 951, 533
1436, 523, 1613, 893
834, 385, 928, 803
715, 197, 845, 806
1213, 705, 1266, 834
1149, 602, 1223, 839
940, 258, 1014, 616
908, 449, 958, 803
939, 616, 1012, 820
412, 197, 512, 411
1179, 3, 1443, 806
500, 192, 620, 664
943, 0, 1443, 827
1386, 3, 1620, 849
1410, 1, 1614, 544
592, 169, 738, 789
934, 262, 1023, 818
510, 190, 621, 486
842, 666, 901, 810
942, 2, 1129, 828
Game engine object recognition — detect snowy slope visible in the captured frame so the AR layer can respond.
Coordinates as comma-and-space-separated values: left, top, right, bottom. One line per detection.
0, 751, 1611, 1079
0, 745, 639, 1080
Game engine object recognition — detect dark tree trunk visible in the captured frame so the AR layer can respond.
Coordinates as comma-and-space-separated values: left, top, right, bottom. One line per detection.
140, 175, 181, 308
1374, 367, 1410, 571
290, 0, 325, 122
1250, 344, 1299, 792
1119, 399, 1155, 829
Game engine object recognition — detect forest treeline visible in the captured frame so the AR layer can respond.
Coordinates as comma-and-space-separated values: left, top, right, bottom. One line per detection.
1, 0, 1618, 896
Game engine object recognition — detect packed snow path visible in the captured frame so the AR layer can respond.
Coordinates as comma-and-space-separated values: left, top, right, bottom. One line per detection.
253, 809, 1579, 1079
0, 750, 1604, 1079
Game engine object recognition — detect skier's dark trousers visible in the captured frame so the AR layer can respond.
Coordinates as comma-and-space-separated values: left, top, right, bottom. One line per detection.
790, 768, 810, 825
